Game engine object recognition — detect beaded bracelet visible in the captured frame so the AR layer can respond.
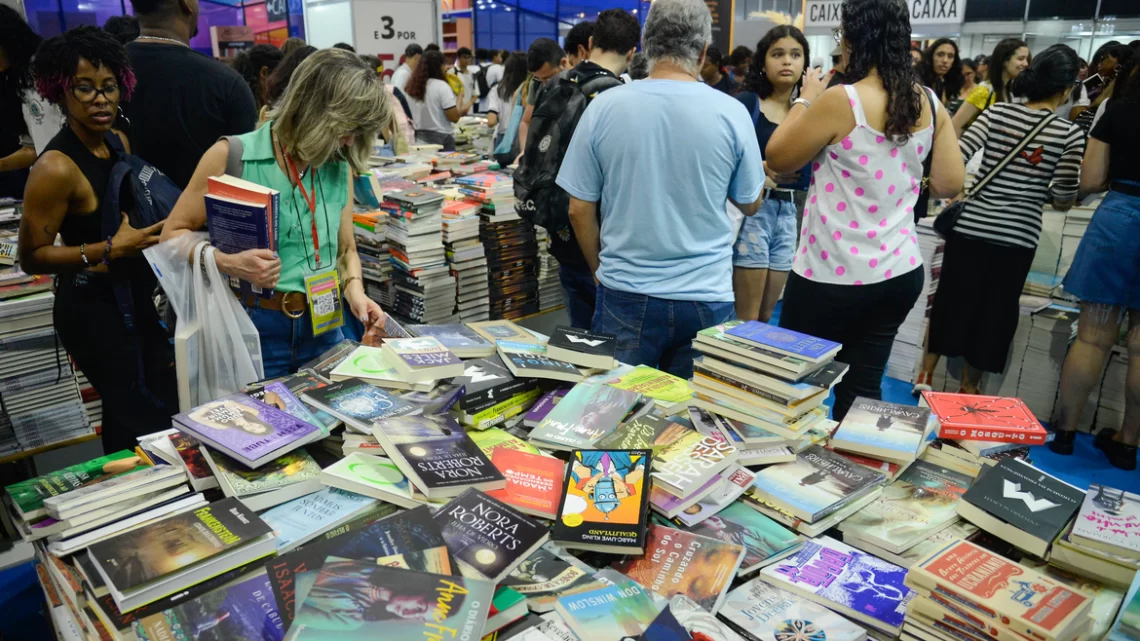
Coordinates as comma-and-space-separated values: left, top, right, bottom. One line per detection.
101, 237, 113, 266
79, 243, 90, 267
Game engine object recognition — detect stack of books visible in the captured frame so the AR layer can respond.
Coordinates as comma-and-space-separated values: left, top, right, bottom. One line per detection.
383, 189, 457, 323
74, 369, 102, 433
480, 218, 539, 320
352, 208, 392, 308
1050, 484, 1140, 588
443, 199, 490, 323
457, 171, 516, 213
1013, 304, 1078, 422
534, 227, 562, 312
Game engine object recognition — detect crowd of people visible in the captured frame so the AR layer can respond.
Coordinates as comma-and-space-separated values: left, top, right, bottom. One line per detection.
0, 0, 1137, 469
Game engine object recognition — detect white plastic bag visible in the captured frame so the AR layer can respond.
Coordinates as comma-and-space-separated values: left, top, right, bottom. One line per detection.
192, 243, 264, 398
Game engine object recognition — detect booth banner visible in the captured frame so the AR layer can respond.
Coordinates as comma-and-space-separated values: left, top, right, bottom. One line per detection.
352, 0, 438, 58
805, 0, 966, 27
706, 0, 735, 55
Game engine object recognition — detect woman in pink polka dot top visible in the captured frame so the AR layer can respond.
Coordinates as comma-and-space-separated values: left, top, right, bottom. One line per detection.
762, 0, 965, 420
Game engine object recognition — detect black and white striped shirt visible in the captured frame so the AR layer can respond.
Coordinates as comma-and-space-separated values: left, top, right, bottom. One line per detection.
955, 103, 1085, 249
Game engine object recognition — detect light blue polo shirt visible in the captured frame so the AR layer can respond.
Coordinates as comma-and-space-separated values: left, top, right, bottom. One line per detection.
556, 79, 763, 302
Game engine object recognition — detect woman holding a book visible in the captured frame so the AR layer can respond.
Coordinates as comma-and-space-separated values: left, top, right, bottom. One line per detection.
763, 0, 965, 420
162, 49, 391, 378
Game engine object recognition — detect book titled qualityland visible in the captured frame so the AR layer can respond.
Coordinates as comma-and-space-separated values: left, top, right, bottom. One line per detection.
831, 397, 931, 463
371, 414, 505, 498
6, 450, 145, 521
725, 321, 841, 364
750, 444, 885, 523
719, 578, 866, 641
173, 394, 320, 468
529, 384, 642, 451
613, 524, 745, 614
552, 449, 653, 554
300, 378, 420, 434
433, 488, 551, 583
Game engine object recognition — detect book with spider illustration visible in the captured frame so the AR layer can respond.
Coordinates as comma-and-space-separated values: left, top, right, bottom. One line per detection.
831, 397, 932, 463
921, 392, 1048, 445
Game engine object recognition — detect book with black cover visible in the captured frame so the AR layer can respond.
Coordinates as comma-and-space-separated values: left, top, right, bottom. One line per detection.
433, 488, 550, 582
552, 449, 653, 554
372, 414, 505, 498
546, 326, 617, 370
449, 355, 536, 411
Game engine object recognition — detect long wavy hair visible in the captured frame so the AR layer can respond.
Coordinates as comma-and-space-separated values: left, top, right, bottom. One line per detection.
840, 0, 921, 143
920, 38, 964, 103
987, 38, 1028, 104
267, 48, 391, 173
497, 52, 528, 101
741, 25, 809, 100
404, 50, 445, 102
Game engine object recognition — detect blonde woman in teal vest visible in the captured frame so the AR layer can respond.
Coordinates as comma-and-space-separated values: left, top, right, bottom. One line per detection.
163, 48, 394, 377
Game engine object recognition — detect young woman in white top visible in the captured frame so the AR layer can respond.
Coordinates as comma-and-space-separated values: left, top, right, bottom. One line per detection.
764, 0, 964, 421
485, 53, 529, 167
403, 50, 475, 151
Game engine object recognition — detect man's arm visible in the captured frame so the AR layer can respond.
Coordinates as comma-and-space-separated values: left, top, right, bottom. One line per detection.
569, 197, 601, 277
0, 145, 36, 173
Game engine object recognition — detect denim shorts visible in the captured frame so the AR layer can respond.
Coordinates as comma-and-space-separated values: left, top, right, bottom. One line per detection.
733, 195, 799, 270
1063, 187, 1140, 310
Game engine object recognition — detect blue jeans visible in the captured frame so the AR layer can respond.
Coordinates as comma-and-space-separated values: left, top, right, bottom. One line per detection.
733, 196, 799, 270
591, 285, 735, 379
247, 305, 346, 379
559, 262, 597, 330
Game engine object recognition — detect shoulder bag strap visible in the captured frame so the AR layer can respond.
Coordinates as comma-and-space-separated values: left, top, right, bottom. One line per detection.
966, 112, 1056, 197
221, 135, 245, 178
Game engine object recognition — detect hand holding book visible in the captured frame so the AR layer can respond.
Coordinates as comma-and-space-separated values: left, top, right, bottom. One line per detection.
214, 248, 281, 289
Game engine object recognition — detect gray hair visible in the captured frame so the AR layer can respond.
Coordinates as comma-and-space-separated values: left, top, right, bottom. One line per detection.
642, 0, 712, 76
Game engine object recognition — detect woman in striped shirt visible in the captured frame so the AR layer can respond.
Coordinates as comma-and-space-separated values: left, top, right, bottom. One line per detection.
913, 45, 1085, 395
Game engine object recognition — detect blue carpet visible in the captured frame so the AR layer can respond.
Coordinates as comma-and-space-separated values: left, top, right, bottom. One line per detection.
0, 561, 53, 641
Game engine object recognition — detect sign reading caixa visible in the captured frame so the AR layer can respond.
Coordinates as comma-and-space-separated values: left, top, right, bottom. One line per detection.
805, 0, 966, 28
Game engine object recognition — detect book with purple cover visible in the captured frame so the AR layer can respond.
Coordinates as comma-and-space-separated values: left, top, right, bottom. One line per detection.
173, 394, 319, 468
725, 322, 841, 363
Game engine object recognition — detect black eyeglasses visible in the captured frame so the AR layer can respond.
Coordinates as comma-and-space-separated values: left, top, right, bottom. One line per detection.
70, 84, 120, 104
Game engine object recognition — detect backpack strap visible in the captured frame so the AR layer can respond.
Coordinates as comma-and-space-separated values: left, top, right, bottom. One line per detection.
221, 135, 245, 178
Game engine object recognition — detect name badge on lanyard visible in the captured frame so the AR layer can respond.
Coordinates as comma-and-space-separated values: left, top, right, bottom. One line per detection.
288, 152, 344, 336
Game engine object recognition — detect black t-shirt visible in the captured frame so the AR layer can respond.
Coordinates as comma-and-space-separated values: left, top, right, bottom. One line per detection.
1090, 99, 1140, 183
711, 74, 737, 95
122, 42, 257, 189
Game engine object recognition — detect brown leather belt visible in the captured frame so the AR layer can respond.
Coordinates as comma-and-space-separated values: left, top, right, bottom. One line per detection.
237, 290, 307, 319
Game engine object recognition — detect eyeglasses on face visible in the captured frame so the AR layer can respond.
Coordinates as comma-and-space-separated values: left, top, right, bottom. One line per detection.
70, 83, 120, 104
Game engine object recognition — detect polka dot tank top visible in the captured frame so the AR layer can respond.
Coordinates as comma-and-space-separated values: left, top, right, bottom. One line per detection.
792, 85, 935, 285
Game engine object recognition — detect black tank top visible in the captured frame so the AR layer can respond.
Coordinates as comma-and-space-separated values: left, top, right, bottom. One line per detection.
43, 126, 114, 246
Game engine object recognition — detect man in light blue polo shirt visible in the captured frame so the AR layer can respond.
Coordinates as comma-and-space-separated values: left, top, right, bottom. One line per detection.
556, 0, 764, 378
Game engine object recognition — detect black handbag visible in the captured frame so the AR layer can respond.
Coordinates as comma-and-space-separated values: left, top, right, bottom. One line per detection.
913, 88, 938, 222
933, 111, 1058, 239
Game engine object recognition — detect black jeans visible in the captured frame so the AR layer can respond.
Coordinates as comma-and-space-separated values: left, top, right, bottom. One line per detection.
54, 269, 178, 454
779, 268, 923, 420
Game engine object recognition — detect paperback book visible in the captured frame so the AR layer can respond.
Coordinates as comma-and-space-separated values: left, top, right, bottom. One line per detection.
201, 447, 322, 509
433, 488, 551, 582
719, 578, 866, 641
249, 381, 324, 433
6, 451, 145, 520
523, 389, 567, 428
167, 432, 219, 491
680, 501, 804, 575
449, 355, 535, 411
486, 448, 565, 520
132, 570, 285, 641
381, 336, 464, 382
553, 579, 660, 641
300, 378, 420, 434
467, 319, 536, 345
750, 445, 885, 523
41, 464, 186, 521
407, 323, 495, 358
831, 397, 931, 462
326, 345, 434, 392
647, 594, 747, 641
371, 414, 505, 498
500, 545, 601, 613
595, 413, 691, 453
258, 487, 393, 553
552, 449, 652, 554
650, 431, 739, 497
613, 524, 745, 613
668, 465, 757, 528
546, 326, 617, 370
498, 340, 589, 383
173, 394, 320, 468
319, 452, 418, 508
529, 384, 642, 451
725, 321, 841, 363
469, 428, 544, 459
1071, 484, 1140, 560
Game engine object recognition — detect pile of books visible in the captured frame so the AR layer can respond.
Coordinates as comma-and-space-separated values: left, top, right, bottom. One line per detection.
353, 208, 393, 307
1058, 206, 1093, 279
383, 189, 458, 323
1050, 484, 1140, 588
1030, 208, 1066, 277
535, 227, 562, 312
477, 179, 540, 320
1096, 346, 1129, 434
443, 199, 490, 323
74, 369, 102, 433
1016, 304, 1078, 420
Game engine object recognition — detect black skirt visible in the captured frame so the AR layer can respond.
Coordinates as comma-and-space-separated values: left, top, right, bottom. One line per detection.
927, 233, 1035, 373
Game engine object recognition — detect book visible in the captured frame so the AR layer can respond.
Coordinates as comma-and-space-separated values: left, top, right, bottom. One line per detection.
319, 452, 418, 508
668, 464, 757, 527
469, 428, 544, 459
595, 412, 692, 453
498, 341, 590, 383
831, 398, 931, 462
485, 586, 529, 637
546, 326, 617, 370
449, 355, 536, 411
648, 594, 747, 641
1016, 558, 1126, 641
42, 465, 186, 521
287, 562, 495, 641
750, 445, 885, 523
680, 501, 803, 575
408, 323, 496, 358
327, 345, 435, 392
649, 472, 725, 519
6, 451, 145, 521
300, 378, 421, 434
650, 431, 739, 498
370, 414, 505, 498
173, 394, 320, 468
201, 447, 323, 511
1108, 571, 1140, 641
88, 497, 276, 612
167, 432, 218, 491
529, 383, 642, 451
724, 321, 841, 364
433, 488, 550, 582
523, 389, 568, 428
604, 365, 694, 409
1070, 484, 1140, 560
499, 545, 601, 613
553, 579, 660, 641
259, 486, 394, 553
467, 319, 536, 344
719, 578, 866, 641
922, 392, 1048, 445
282, 373, 342, 431
251, 381, 325, 432
552, 449, 652, 554
131, 570, 285, 641
957, 459, 1083, 557
47, 493, 210, 558
760, 536, 915, 635
486, 449, 565, 520
381, 336, 464, 382
613, 524, 744, 613
838, 460, 972, 554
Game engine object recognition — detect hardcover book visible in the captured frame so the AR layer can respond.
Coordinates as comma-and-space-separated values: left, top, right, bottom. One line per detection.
498, 341, 589, 383
651, 431, 739, 497
259, 486, 392, 553
529, 384, 642, 451
371, 414, 505, 498
553, 579, 660, 641
760, 536, 915, 635
407, 323, 496, 358
604, 365, 694, 408
486, 449, 565, 520
449, 355, 535, 411
132, 570, 285, 641
300, 378, 420, 434
381, 336, 464, 382
839, 460, 972, 554
1072, 485, 1140, 559
319, 452, 418, 509
832, 398, 931, 462
433, 488, 551, 582
751, 444, 885, 523
173, 394, 319, 467
552, 449, 652, 554
725, 321, 842, 363
595, 413, 691, 453
613, 524, 745, 614
719, 578, 866, 641
922, 392, 1048, 445
546, 326, 617, 370
5, 451, 145, 520
681, 502, 803, 575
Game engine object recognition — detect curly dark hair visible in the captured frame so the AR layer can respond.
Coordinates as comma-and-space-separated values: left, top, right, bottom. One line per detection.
266, 45, 315, 106
102, 15, 140, 45
987, 38, 1027, 104
741, 25, 809, 99
840, 0, 921, 143
32, 25, 135, 106
232, 43, 283, 108
1, 5, 42, 137
920, 38, 963, 103
404, 49, 445, 101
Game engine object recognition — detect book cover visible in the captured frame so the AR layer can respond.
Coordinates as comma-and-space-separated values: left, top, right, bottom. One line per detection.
1016, 558, 1126, 641
547, 327, 616, 357
697, 324, 827, 375
253, 382, 324, 432
682, 502, 803, 574
832, 398, 930, 460
204, 193, 275, 298
301, 379, 419, 429
725, 322, 841, 361
132, 571, 285, 641
326, 346, 430, 390
206, 447, 322, 497
433, 489, 550, 582
922, 393, 1048, 445
529, 384, 642, 449
449, 355, 534, 410
554, 579, 660, 641
319, 452, 415, 507
5, 451, 144, 519
523, 389, 567, 427
282, 374, 341, 431
259, 487, 391, 553
595, 413, 692, 453
486, 449, 565, 520
173, 394, 318, 465
751, 445, 885, 522
961, 459, 1083, 544
1071, 484, 1140, 558
372, 415, 504, 495
669, 465, 757, 527
760, 536, 914, 634
613, 524, 744, 613
407, 323, 495, 357
653, 594, 747, 641
499, 546, 599, 609
469, 428, 544, 459
552, 450, 652, 552
382, 337, 463, 376
719, 578, 866, 641
839, 460, 972, 553
603, 366, 693, 406
298, 340, 360, 379
650, 431, 739, 495
288, 562, 494, 641
499, 342, 587, 380
89, 497, 272, 594
467, 320, 534, 344
168, 433, 217, 488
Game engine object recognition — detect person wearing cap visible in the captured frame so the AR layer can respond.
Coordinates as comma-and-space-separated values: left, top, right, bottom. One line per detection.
391, 43, 422, 93
827, 43, 847, 87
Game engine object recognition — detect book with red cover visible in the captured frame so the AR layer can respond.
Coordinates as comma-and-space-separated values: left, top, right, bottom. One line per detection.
922, 392, 1047, 445
486, 449, 565, 520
